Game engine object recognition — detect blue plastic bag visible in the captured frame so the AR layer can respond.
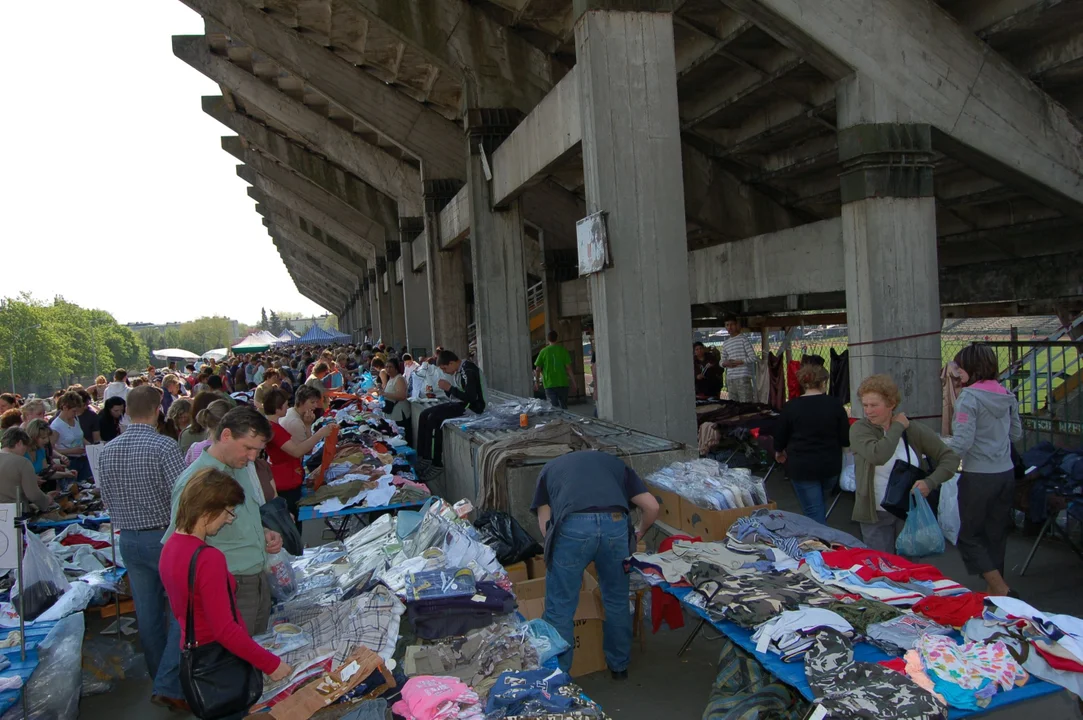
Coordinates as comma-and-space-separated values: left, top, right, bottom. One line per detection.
896, 487, 945, 557
524, 618, 570, 664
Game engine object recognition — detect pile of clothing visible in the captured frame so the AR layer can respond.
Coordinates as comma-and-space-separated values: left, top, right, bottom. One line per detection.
646, 460, 768, 512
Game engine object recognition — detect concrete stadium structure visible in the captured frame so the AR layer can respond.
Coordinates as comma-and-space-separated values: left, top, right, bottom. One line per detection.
171, 0, 1083, 445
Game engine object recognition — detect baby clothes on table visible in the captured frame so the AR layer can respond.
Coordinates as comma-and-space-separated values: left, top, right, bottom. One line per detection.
805, 629, 947, 719
963, 618, 1083, 698
392, 676, 484, 720
916, 634, 1028, 710
866, 614, 952, 655
904, 650, 947, 706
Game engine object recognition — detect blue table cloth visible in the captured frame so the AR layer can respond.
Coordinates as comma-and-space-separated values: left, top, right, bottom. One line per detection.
0, 619, 59, 715
666, 585, 1065, 719
297, 500, 426, 522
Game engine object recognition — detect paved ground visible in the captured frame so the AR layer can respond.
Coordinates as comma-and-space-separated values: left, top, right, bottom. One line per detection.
78, 415, 1083, 718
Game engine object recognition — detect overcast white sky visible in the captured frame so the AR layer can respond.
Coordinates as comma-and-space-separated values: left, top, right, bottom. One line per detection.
1, 1, 328, 326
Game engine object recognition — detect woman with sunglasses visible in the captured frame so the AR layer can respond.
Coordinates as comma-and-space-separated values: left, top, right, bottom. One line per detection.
160, 467, 292, 719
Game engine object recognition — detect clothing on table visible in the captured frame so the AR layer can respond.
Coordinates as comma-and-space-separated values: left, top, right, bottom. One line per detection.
819, 548, 945, 584
828, 348, 850, 404
99, 423, 186, 531
415, 402, 466, 466
166, 451, 267, 577
963, 616, 1083, 698
826, 599, 902, 634
406, 581, 515, 640
957, 469, 1014, 577
866, 614, 953, 655
805, 630, 946, 720
158, 535, 280, 675
392, 676, 483, 720
485, 669, 574, 717
403, 622, 538, 699
729, 508, 866, 555
183, 439, 212, 467
751, 608, 854, 662
916, 634, 1027, 710
944, 380, 1022, 474
0, 451, 53, 512
59, 533, 110, 549
290, 584, 404, 663
688, 569, 836, 628
265, 422, 303, 493
543, 512, 634, 673
912, 593, 988, 629
703, 635, 809, 720
804, 553, 953, 608
119, 528, 183, 700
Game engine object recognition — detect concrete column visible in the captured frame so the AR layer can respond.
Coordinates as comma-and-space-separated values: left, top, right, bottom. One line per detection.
368, 270, 382, 342
400, 218, 433, 356
575, 6, 696, 445
388, 261, 408, 351
377, 260, 395, 347
466, 111, 532, 396
837, 74, 942, 423
423, 180, 469, 355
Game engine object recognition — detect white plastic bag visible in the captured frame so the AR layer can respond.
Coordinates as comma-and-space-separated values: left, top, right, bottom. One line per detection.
13, 531, 72, 621
840, 452, 856, 493
938, 474, 961, 545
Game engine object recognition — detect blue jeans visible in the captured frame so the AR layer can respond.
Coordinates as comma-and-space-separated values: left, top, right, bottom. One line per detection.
68, 456, 91, 486
543, 513, 632, 673
119, 529, 183, 699
545, 386, 569, 409
790, 474, 839, 526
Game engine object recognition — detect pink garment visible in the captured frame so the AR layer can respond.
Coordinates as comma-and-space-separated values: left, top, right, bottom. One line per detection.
905, 649, 947, 706
184, 439, 212, 467
970, 379, 1010, 395
392, 676, 483, 720
393, 476, 432, 495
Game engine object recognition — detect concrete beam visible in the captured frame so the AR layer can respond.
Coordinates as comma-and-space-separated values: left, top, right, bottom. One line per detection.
174, 35, 422, 214
940, 251, 1083, 305
277, 240, 359, 291
254, 199, 370, 276
180, 0, 465, 179
241, 166, 379, 260
287, 262, 349, 304
411, 236, 426, 271
727, 0, 1083, 214
207, 107, 396, 245
292, 282, 338, 313
342, 0, 560, 113
948, 0, 1074, 37
437, 185, 470, 249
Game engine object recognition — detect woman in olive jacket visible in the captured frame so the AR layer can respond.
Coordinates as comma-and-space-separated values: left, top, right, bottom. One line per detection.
850, 374, 959, 552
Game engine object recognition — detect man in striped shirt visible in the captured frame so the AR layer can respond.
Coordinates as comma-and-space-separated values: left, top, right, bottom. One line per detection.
721, 314, 759, 403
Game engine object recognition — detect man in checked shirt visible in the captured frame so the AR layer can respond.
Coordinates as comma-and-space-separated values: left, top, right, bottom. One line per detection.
98, 384, 189, 712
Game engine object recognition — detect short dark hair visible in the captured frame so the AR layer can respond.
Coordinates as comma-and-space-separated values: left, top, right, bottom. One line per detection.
127, 385, 163, 419
723, 313, 739, 324
295, 385, 322, 406
693, 341, 705, 349
262, 388, 290, 416
386, 358, 402, 374
954, 344, 999, 385
114, 369, 128, 381
1, 427, 30, 449
215, 405, 272, 442
57, 391, 84, 411
207, 375, 224, 390
174, 468, 245, 533
75, 388, 92, 405
0, 394, 16, 407
370, 358, 385, 370
547, 330, 558, 343
437, 349, 459, 366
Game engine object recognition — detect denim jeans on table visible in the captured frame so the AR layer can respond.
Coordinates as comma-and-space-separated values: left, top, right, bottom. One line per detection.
543, 512, 632, 673
790, 474, 839, 526
119, 528, 183, 699
545, 386, 570, 410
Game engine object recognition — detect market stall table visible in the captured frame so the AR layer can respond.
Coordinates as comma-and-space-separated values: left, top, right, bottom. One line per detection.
664, 585, 1066, 719
0, 618, 60, 716
298, 499, 426, 541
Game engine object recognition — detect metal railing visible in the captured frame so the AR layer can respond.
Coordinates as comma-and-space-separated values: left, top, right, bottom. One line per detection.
527, 281, 545, 314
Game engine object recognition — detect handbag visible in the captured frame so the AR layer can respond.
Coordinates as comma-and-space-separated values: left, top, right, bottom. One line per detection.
881, 431, 928, 520
180, 546, 263, 719
260, 496, 303, 556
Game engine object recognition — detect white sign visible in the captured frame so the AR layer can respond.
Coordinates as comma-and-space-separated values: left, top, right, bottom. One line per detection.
0, 505, 17, 570
575, 211, 609, 276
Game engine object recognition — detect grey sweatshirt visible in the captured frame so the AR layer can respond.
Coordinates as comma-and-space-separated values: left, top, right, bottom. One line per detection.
945, 381, 1022, 474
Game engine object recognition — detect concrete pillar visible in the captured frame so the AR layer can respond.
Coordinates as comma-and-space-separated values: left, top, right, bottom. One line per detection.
388, 261, 408, 351
574, 5, 696, 445
400, 218, 433, 356
466, 111, 532, 396
837, 74, 942, 423
377, 259, 395, 347
423, 180, 469, 355
368, 270, 382, 342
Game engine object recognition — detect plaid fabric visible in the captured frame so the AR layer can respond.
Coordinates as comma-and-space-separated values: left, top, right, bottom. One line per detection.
98, 423, 186, 530
291, 584, 404, 664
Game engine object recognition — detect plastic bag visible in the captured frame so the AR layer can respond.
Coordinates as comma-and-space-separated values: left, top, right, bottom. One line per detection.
81, 636, 149, 696
12, 531, 72, 621
474, 511, 542, 566
840, 452, 856, 493
937, 474, 961, 545
896, 488, 945, 558
35, 581, 94, 622
524, 619, 570, 664
266, 551, 298, 602
2, 612, 84, 720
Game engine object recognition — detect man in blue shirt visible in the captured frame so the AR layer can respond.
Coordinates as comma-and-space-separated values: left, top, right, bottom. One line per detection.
531, 451, 659, 679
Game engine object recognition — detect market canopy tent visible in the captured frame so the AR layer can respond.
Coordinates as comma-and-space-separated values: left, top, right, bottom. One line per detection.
151, 348, 200, 361
201, 348, 229, 361
232, 332, 274, 353
277, 329, 300, 344
289, 324, 349, 346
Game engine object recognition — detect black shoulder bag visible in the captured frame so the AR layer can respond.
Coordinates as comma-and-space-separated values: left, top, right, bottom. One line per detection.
180, 546, 263, 719
881, 431, 929, 520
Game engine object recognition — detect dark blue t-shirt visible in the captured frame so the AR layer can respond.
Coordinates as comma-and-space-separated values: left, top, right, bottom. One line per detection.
530, 451, 648, 519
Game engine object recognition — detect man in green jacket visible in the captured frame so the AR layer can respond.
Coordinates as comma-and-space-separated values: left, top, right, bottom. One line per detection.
534, 331, 578, 410
849, 374, 959, 552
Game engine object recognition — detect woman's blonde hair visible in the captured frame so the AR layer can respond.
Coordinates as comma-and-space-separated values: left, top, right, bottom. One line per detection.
856, 374, 901, 410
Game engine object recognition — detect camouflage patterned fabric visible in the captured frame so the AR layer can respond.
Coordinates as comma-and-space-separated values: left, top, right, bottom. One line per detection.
689, 569, 837, 628
702, 637, 809, 720
805, 629, 947, 719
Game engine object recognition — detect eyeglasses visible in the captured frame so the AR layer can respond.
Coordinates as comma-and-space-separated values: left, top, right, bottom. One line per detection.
225, 508, 237, 520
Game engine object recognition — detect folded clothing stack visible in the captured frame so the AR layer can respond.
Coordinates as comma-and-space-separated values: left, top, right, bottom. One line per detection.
751, 607, 855, 662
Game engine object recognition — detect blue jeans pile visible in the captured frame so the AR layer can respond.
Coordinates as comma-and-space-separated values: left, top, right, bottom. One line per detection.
542, 512, 632, 673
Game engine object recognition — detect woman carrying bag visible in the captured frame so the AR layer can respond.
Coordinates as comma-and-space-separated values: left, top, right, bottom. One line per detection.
160, 467, 292, 719
944, 344, 1022, 597
850, 375, 959, 552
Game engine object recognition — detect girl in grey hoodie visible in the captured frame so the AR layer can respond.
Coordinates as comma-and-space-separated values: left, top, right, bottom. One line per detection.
946, 344, 1023, 597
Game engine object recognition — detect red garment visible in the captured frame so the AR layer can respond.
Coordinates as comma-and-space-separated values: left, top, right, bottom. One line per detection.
59, 534, 110, 550
1034, 643, 1083, 672
912, 592, 988, 628
658, 534, 701, 553
786, 361, 801, 402
159, 534, 281, 675
651, 586, 684, 632
879, 658, 907, 674
820, 548, 945, 584
266, 422, 304, 492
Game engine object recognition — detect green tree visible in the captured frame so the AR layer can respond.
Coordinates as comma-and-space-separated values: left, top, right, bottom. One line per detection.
269, 311, 282, 335
260, 307, 269, 331
322, 314, 339, 331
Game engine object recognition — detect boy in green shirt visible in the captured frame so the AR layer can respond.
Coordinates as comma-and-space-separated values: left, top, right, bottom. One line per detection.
534, 331, 578, 409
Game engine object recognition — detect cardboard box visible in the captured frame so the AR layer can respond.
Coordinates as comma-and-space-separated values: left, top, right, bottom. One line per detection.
526, 555, 546, 579
679, 501, 777, 541
517, 573, 606, 678
649, 485, 683, 527
504, 561, 529, 584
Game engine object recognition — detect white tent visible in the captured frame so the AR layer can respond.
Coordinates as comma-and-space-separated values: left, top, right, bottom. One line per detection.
151, 348, 200, 361
277, 329, 300, 344
201, 348, 229, 361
